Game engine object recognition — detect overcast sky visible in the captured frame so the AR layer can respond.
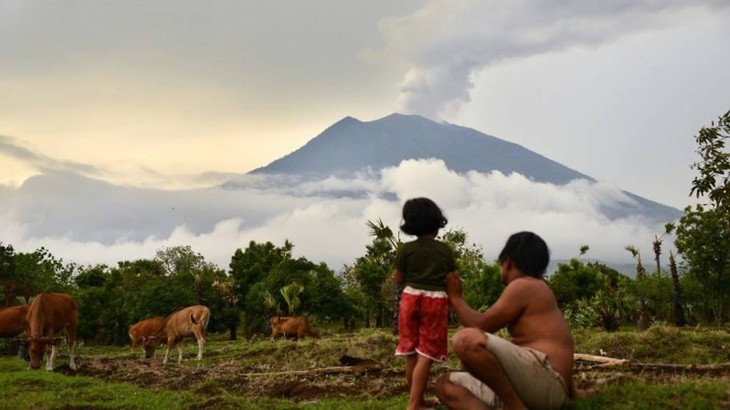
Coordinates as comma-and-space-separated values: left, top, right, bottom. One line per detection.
1, 1, 729, 269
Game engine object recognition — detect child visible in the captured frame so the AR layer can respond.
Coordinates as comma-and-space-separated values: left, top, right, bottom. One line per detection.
393, 197, 456, 410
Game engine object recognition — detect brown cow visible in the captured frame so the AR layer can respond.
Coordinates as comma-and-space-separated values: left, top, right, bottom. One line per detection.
25, 293, 78, 370
270, 316, 318, 341
0, 304, 29, 338
160, 305, 210, 364
128, 317, 166, 359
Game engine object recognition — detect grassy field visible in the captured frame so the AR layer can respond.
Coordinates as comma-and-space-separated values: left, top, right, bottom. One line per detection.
0, 324, 728, 409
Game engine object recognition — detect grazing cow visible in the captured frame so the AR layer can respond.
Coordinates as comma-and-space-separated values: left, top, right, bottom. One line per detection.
270, 316, 318, 341
160, 305, 210, 364
25, 293, 78, 370
0, 304, 29, 338
128, 317, 166, 359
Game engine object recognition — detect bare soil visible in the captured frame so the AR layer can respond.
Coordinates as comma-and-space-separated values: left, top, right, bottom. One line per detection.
57, 352, 730, 405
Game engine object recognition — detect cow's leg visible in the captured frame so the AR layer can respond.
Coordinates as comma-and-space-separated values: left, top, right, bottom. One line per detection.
193, 329, 205, 360
271, 328, 278, 341
67, 338, 76, 371
177, 342, 183, 363
197, 338, 205, 360
47, 344, 59, 371
163, 339, 173, 364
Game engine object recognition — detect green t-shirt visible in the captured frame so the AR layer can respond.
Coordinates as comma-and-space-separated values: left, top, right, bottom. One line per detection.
394, 237, 456, 291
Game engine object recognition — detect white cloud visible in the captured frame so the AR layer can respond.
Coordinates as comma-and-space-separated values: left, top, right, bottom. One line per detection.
0, 160, 673, 273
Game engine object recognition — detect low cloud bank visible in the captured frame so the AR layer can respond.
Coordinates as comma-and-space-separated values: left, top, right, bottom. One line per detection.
0, 159, 671, 271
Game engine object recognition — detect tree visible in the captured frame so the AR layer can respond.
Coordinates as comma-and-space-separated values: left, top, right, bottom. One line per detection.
625, 245, 649, 330
14, 247, 75, 295
230, 241, 292, 336
73, 265, 121, 344
675, 110, 730, 323
352, 223, 398, 328
549, 255, 632, 332
0, 242, 15, 280
441, 229, 501, 313
366, 219, 402, 334
667, 251, 686, 326
675, 205, 730, 322
690, 110, 730, 228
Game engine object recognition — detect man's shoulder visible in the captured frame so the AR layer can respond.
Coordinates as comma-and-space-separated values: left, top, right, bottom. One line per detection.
506, 277, 552, 294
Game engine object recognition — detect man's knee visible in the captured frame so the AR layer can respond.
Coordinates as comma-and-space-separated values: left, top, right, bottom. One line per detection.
453, 328, 487, 360
435, 373, 454, 401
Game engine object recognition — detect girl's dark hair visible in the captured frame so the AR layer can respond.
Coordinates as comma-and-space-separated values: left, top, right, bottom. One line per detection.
498, 231, 550, 278
400, 197, 448, 236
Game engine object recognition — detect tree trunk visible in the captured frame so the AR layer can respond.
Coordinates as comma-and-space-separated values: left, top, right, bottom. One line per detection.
668, 253, 686, 326
113, 317, 124, 346
375, 303, 383, 328
636, 261, 649, 331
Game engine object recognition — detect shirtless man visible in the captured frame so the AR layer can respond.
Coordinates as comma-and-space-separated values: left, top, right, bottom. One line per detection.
435, 231, 575, 410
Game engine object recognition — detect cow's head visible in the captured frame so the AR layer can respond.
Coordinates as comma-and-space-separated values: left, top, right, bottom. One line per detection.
27, 338, 46, 369
142, 336, 160, 359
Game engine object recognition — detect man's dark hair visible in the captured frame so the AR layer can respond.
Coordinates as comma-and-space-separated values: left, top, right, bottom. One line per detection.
400, 197, 448, 236
498, 231, 550, 278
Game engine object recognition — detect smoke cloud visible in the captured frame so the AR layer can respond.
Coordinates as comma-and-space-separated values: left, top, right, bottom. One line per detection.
376, 0, 729, 119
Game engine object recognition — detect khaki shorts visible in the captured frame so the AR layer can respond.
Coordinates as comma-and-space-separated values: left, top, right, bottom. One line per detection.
449, 333, 568, 410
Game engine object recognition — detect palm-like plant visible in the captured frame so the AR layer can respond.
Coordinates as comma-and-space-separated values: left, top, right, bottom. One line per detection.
263, 290, 282, 316
366, 219, 402, 334
280, 282, 304, 316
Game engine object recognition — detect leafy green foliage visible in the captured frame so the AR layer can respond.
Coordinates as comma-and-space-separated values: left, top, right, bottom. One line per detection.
549, 259, 633, 331
441, 229, 501, 311
675, 205, 730, 322
0, 242, 15, 280
14, 247, 75, 295
690, 110, 730, 216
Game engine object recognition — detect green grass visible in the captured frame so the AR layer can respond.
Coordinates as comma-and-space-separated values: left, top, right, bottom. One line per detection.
567, 379, 730, 410
0, 326, 728, 409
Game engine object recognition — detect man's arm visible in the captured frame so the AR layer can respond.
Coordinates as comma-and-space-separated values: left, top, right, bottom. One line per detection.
446, 272, 526, 333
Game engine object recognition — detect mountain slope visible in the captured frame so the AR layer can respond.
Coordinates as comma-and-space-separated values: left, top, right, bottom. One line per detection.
252, 113, 591, 185
247, 113, 680, 223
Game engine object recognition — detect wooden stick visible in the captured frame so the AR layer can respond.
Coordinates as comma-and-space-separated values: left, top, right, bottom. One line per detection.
574, 353, 628, 366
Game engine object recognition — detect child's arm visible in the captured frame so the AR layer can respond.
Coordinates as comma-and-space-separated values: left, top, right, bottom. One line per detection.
392, 269, 405, 285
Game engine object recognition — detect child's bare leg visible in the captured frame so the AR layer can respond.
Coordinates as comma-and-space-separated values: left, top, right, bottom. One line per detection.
407, 354, 433, 410
405, 354, 418, 389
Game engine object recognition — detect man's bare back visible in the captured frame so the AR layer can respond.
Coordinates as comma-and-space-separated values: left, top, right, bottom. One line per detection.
501, 277, 575, 384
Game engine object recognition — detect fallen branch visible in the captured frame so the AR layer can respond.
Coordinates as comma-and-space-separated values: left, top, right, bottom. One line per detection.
574, 353, 629, 366
574, 353, 730, 373
628, 362, 730, 372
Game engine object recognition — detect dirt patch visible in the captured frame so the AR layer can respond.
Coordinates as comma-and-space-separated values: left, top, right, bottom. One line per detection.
73, 354, 409, 402
67, 345, 730, 404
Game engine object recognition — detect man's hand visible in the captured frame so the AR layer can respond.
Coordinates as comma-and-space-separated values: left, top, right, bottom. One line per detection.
445, 271, 463, 298
392, 269, 405, 285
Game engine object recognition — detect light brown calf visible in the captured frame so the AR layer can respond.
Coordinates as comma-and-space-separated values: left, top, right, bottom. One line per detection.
25, 293, 78, 370
270, 316, 318, 341
161, 305, 210, 364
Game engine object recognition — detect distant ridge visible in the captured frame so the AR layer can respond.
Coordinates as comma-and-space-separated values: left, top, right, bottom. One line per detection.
245, 113, 680, 223
251, 113, 592, 185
